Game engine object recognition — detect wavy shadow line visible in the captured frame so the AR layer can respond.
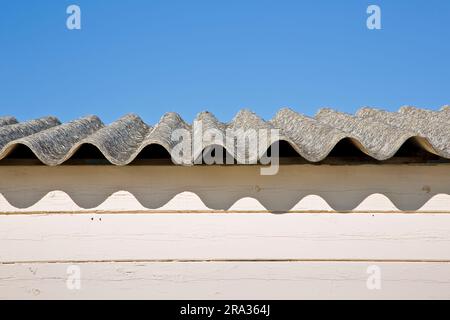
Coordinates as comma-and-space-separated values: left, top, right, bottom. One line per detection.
1, 190, 450, 212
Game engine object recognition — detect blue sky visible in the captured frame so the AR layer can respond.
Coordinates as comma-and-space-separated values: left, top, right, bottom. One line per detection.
1, 0, 449, 124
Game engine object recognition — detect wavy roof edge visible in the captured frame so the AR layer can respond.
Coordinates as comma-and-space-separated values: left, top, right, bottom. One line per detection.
1, 106, 450, 165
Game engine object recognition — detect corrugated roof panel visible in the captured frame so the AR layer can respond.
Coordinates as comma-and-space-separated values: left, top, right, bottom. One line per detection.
0, 107, 449, 165
0, 116, 18, 127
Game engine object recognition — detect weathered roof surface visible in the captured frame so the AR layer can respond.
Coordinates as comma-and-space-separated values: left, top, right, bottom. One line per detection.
0, 107, 449, 165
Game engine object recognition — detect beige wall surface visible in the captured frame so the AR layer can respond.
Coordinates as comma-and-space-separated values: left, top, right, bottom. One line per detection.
1, 165, 450, 299
1, 164, 450, 212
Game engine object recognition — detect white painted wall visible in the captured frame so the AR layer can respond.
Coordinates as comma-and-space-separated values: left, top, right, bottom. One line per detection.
1, 213, 450, 299
2, 261, 449, 300
1, 165, 450, 299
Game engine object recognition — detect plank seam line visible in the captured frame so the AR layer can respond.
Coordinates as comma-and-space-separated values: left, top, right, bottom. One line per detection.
2, 259, 450, 265
2, 210, 450, 215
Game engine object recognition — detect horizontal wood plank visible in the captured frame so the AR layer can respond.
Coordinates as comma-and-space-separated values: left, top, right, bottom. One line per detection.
1, 213, 450, 262
1, 261, 449, 299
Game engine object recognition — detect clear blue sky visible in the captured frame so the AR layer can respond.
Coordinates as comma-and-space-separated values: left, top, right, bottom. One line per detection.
1, 0, 449, 124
